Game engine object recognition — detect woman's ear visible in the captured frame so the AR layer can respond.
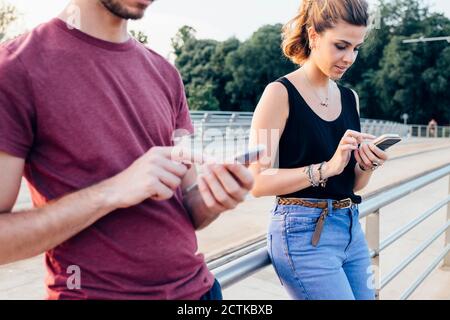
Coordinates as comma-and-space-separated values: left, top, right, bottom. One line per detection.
307, 26, 319, 49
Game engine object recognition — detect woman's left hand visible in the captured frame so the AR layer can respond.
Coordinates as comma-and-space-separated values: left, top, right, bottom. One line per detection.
354, 142, 389, 171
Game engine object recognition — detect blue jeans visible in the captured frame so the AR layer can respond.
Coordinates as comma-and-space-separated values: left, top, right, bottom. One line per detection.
200, 279, 223, 300
267, 198, 375, 300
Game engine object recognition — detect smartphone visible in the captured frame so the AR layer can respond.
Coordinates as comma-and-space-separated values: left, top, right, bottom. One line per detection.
229, 144, 267, 166
372, 134, 402, 151
182, 145, 266, 194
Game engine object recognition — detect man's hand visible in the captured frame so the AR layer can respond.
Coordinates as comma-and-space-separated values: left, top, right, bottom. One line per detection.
196, 163, 254, 213
105, 146, 204, 209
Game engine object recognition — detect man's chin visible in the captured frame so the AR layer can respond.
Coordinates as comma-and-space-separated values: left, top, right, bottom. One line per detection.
126, 10, 145, 20
100, 0, 147, 20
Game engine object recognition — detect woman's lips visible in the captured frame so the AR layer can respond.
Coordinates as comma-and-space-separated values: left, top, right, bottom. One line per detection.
335, 65, 347, 73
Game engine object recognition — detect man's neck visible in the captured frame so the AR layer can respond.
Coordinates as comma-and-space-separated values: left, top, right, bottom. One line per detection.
58, 0, 130, 43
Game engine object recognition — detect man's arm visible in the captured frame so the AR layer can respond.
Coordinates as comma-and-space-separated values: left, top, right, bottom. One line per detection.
0, 151, 117, 265
0, 147, 195, 265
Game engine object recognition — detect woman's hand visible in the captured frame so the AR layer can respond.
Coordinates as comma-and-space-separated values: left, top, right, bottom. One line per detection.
325, 130, 376, 178
354, 142, 389, 171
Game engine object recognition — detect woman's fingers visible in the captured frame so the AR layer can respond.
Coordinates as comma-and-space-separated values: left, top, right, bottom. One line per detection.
345, 130, 376, 143
340, 143, 358, 151
342, 136, 358, 146
354, 149, 362, 164
361, 144, 385, 165
368, 144, 389, 161
359, 144, 373, 166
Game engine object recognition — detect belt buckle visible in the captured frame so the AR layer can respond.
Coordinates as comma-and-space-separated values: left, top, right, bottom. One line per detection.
340, 198, 353, 209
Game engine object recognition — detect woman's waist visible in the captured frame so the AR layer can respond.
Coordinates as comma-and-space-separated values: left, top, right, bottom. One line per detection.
279, 189, 362, 204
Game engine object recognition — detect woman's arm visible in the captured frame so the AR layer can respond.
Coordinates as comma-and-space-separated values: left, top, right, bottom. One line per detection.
248, 82, 335, 197
353, 162, 373, 192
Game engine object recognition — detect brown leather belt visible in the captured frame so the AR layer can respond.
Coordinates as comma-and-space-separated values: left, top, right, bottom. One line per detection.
276, 197, 355, 247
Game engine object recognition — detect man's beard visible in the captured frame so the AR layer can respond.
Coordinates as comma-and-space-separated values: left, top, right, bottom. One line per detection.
99, 0, 146, 20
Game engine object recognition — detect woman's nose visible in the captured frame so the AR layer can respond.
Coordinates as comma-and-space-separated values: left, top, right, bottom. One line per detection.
343, 49, 356, 64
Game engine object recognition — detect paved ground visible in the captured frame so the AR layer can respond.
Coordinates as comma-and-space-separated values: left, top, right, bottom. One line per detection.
1, 138, 449, 299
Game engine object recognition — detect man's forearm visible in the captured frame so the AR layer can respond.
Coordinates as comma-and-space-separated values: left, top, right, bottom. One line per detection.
353, 163, 373, 192
0, 179, 117, 265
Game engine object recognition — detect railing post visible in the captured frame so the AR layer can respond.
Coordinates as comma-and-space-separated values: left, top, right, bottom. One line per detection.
444, 175, 450, 268
365, 209, 380, 299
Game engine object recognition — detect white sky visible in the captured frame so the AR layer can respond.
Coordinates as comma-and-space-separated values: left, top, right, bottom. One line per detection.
6, 0, 450, 58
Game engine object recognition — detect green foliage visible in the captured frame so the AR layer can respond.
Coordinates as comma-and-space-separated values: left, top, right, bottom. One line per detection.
187, 81, 220, 111
224, 24, 296, 111
173, 24, 295, 111
342, 0, 450, 124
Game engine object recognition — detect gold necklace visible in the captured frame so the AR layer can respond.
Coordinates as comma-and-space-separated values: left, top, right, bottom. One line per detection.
303, 69, 331, 108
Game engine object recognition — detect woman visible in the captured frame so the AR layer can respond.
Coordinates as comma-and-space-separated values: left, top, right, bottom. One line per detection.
249, 0, 388, 300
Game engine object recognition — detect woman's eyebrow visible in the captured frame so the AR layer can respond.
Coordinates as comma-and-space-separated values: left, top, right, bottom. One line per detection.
337, 39, 364, 47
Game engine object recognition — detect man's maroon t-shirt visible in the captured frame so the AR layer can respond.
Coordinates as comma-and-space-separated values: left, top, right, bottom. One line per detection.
0, 18, 214, 299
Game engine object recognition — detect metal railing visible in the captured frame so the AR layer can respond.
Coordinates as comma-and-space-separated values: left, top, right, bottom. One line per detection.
408, 124, 450, 138
207, 164, 450, 299
189, 111, 447, 139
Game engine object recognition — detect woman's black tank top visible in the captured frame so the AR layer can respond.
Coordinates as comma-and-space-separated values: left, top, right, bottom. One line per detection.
276, 77, 362, 204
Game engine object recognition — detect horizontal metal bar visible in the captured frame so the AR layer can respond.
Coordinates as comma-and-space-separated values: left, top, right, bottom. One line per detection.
359, 164, 450, 219
400, 245, 450, 300
380, 221, 450, 289
212, 247, 271, 289
380, 196, 450, 251
207, 238, 266, 269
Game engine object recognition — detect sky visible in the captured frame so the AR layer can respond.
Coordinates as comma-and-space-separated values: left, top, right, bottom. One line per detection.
5, 0, 450, 58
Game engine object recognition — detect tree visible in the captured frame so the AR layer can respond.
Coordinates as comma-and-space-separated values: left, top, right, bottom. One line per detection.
171, 25, 197, 57
173, 24, 295, 112
224, 24, 296, 111
173, 25, 239, 111
342, 0, 450, 124
130, 30, 148, 45
187, 81, 220, 111
0, 1, 18, 43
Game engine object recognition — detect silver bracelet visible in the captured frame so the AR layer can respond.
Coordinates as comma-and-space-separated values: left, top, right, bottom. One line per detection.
318, 161, 328, 187
306, 164, 319, 187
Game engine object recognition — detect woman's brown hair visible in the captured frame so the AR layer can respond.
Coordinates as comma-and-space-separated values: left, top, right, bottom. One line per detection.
282, 0, 370, 65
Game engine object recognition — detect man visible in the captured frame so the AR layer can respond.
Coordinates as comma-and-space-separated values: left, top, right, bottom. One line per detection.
0, 0, 253, 299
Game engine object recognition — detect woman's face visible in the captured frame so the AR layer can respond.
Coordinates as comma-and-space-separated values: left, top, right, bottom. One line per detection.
310, 21, 368, 80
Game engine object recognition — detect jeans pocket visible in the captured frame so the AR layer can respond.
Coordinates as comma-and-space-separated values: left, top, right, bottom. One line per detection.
286, 214, 320, 233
